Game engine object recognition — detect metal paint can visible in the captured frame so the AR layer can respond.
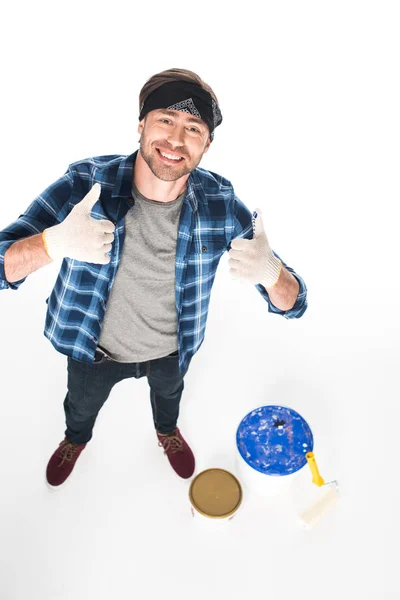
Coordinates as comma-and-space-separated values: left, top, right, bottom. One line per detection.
189, 468, 243, 521
236, 405, 314, 497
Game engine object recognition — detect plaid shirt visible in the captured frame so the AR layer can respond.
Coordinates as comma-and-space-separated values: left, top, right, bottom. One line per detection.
0, 151, 307, 374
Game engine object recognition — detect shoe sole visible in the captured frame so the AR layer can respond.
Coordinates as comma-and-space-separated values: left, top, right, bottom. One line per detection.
45, 470, 74, 491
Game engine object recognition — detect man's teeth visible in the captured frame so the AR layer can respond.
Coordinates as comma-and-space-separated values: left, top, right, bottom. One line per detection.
160, 151, 182, 161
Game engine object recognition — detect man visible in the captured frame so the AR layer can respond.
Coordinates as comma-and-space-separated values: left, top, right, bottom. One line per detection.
0, 68, 307, 488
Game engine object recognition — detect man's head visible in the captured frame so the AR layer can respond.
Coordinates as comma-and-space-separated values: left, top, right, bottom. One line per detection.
137, 69, 222, 182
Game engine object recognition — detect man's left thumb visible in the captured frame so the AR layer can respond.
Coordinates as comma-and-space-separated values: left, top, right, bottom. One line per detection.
253, 207, 265, 238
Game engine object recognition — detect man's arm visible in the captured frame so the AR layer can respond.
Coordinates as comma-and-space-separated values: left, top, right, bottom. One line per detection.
262, 266, 300, 312
4, 234, 52, 283
229, 192, 307, 319
0, 165, 73, 290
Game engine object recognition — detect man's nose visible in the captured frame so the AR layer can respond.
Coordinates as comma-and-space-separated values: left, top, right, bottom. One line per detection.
166, 124, 186, 147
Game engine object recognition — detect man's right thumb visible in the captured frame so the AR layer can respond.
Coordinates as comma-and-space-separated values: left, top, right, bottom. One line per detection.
78, 183, 101, 213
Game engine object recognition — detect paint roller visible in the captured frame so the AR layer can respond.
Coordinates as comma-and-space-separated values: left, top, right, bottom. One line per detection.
297, 451, 339, 529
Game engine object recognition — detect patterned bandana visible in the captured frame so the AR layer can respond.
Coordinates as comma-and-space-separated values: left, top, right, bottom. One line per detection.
138, 80, 222, 141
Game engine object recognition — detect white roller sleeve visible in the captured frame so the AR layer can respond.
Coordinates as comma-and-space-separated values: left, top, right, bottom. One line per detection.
43, 183, 115, 264
299, 486, 339, 529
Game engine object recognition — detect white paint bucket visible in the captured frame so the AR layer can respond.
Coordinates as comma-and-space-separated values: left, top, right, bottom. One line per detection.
189, 468, 243, 521
236, 405, 314, 497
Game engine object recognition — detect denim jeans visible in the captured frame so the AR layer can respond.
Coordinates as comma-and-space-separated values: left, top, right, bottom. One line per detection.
63, 349, 190, 444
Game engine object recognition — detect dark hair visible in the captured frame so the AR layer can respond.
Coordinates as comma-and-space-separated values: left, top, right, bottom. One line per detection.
139, 68, 219, 114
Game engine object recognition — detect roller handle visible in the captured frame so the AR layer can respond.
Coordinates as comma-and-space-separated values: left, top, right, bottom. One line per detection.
306, 452, 325, 487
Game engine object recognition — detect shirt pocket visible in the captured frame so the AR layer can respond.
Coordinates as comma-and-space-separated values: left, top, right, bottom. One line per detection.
187, 237, 227, 259
185, 237, 227, 286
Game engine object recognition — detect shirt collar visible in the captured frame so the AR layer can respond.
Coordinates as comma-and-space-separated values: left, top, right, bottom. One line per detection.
111, 149, 204, 212
111, 151, 137, 199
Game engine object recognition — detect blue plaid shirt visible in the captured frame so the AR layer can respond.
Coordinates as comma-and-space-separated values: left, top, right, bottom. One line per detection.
0, 151, 307, 374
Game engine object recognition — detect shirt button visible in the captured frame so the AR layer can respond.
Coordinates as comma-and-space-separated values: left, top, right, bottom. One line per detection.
202, 246, 207, 252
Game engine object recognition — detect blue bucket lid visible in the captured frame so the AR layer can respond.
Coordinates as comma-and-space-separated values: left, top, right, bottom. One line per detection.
236, 405, 314, 476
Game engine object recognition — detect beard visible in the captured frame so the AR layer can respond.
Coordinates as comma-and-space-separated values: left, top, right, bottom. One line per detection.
139, 134, 204, 182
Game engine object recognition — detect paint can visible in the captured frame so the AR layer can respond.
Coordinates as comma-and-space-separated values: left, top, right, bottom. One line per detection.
236, 405, 314, 497
189, 468, 243, 521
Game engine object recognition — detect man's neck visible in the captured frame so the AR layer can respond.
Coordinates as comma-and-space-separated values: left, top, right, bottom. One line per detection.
133, 151, 188, 203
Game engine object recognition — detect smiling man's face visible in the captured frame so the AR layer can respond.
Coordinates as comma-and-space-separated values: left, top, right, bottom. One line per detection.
137, 108, 211, 181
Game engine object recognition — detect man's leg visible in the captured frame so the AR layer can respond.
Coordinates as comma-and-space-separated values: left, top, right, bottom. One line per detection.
64, 353, 123, 444
147, 352, 194, 478
46, 352, 124, 487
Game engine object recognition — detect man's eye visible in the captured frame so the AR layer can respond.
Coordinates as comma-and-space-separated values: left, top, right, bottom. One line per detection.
159, 119, 200, 133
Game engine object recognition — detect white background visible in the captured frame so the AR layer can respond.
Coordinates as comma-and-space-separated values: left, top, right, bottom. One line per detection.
0, 1, 399, 599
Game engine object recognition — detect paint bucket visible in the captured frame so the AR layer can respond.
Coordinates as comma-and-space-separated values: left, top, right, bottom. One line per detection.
189, 468, 243, 521
236, 405, 314, 497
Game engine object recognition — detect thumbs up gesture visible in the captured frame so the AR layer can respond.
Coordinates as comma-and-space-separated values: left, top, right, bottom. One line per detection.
43, 183, 116, 264
228, 207, 282, 287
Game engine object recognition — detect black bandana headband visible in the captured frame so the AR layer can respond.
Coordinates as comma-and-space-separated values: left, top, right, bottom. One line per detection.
139, 80, 222, 141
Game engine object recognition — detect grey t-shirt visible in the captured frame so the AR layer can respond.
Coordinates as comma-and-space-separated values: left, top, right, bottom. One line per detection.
97, 179, 186, 362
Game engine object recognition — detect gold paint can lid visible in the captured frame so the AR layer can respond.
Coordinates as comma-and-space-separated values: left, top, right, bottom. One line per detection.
189, 468, 242, 519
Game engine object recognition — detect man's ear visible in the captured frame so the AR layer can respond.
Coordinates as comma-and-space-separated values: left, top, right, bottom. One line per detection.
203, 137, 212, 154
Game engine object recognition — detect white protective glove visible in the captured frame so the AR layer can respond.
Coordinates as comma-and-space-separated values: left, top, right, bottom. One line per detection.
43, 183, 115, 264
228, 207, 282, 288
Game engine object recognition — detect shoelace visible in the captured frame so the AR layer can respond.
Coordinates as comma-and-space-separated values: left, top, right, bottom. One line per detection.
158, 434, 183, 454
58, 441, 79, 467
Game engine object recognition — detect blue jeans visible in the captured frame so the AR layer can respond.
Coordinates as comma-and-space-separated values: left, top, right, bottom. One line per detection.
63, 349, 190, 444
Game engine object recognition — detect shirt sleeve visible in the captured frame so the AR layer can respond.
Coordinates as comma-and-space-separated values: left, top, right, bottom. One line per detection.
0, 167, 74, 290
228, 192, 308, 319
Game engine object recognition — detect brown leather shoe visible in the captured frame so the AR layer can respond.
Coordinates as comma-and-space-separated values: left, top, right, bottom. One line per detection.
46, 438, 87, 487
157, 428, 195, 479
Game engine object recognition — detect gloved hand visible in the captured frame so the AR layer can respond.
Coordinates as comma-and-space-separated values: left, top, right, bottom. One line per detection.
228, 207, 282, 287
43, 183, 115, 264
